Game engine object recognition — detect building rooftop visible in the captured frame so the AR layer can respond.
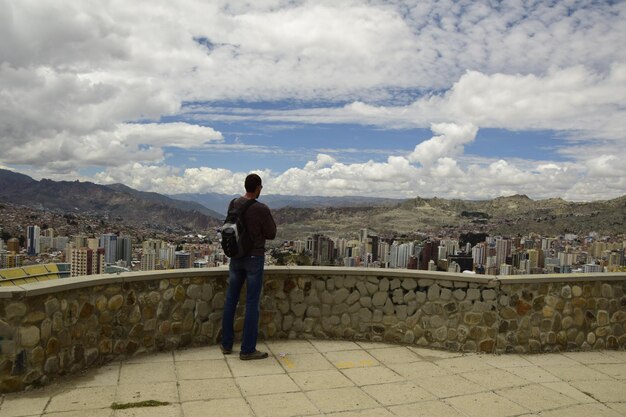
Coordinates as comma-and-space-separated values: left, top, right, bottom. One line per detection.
1, 340, 624, 417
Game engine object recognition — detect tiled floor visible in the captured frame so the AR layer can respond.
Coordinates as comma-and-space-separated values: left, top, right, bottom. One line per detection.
1, 341, 625, 417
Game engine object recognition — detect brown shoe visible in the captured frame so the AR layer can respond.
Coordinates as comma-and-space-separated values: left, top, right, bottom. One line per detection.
220, 345, 232, 355
240, 350, 268, 360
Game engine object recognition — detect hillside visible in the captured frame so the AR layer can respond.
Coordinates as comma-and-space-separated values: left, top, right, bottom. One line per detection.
0, 169, 221, 232
170, 192, 403, 215
273, 194, 626, 240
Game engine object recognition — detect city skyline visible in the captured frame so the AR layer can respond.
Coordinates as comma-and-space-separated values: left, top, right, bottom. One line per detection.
1, 1, 625, 201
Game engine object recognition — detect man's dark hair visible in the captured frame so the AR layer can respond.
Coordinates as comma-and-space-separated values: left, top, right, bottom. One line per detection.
245, 174, 262, 192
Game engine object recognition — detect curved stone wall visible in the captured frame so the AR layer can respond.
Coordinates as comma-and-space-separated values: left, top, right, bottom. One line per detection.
0, 267, 624, 392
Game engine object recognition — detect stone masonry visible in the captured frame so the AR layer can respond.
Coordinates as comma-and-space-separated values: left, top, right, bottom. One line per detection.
0, 267, 624, 392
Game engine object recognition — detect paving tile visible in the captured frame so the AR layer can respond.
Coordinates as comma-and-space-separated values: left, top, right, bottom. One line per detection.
387, 360, 450, 379
570, 380, 626, 403
44, 410, 114, 417
606, 402, 626, 415
481, 354, 533, 368
174, 346, 224, 361
539, 403, 624, 417
356, 341, 393, 350
289, 369, 354, 391
124, 352, 174, 364
321, 408, 396, 417
408, 347, 465, 359
562, 351, 624, 364
247, 392, 318, 417
265, 340, 317, 354
389, 399, 468, 417
306, 387, 378, 413
520, 353, 579, 366
324, 350, 379, 369
178, 378, 241, 402
309, 340, 362, 352
589, 363, 626, 379
278, 352, 334, 372
225, 355, 285, 377
119, 362, 176, 385
606, 350, 626, 361
341, 365, 404, 386
542, 364, 614, 381
504, 365, 561, 383
176, 359, 231, 380
69, 364, 120, 388
495, 384, 578, 412
114, 381, 179, 404
367, 346, 422, 364
0, 393, 51, 417
113, 403, 182, 417
362, 380, 436, 406
46, 386, 117, 413
413, 374, 485, 398
445, 392, 529, 417
435, 356, 495, 373
181, 398, 253, 417
461, 368, 529, 390
540, 382, 596, 403
236, 373, 300, 396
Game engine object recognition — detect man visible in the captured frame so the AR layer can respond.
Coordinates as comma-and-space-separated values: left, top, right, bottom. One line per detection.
221, 173, 276, 360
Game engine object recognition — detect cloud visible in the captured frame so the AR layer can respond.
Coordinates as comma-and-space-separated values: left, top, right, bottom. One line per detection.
93, 123, 613, 201
2, 0, 625, 201
408, 123, 478, 167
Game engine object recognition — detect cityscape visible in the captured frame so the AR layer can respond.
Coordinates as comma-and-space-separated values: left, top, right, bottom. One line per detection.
2, 216, 624, 283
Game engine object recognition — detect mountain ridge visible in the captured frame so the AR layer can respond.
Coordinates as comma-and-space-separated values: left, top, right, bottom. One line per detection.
1, 169, 624, 241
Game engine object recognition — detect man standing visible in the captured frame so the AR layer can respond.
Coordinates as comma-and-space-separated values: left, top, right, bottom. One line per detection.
221, 174, 276, 360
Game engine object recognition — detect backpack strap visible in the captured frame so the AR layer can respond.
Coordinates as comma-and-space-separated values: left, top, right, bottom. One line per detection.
238, 198, 257, 216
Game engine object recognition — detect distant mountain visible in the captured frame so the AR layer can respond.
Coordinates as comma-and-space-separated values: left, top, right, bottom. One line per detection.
0, 169, 221, 231
106, 184, 224, 220
273, 194, 626, 240
170, 192, 404, 215
2, 168, 624, 241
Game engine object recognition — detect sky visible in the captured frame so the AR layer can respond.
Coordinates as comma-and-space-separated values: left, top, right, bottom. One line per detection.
1, 0, 625, 201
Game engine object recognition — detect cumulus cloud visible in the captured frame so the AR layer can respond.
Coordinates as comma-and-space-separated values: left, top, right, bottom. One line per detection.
408, 123, 478, 167
1, 0, 625, 200
93, 123, 615, 201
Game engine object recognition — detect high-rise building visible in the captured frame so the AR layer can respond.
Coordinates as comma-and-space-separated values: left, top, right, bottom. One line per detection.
527, 249, 539, 269
70, 248, 105, 277
141, 249, 156, 271
3, 253, 23, 268
472, 243, 487, 269
73, 235, 88, 249
309, 234, 335, 265
495, 238, 511, 270
27, 225, 40, 255
500, 264, 513, 275
160, 245, 176, 269
116, 236, 132, 266
53, 236, 69, 251
448, 253, 473, 272
100, 233, 118, 264
583, 263, 602, 273
175, 251, 191, 269
7, 238, 20, 253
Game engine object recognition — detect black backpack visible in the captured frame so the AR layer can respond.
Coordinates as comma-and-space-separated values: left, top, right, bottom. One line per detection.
220, 198, 257, 258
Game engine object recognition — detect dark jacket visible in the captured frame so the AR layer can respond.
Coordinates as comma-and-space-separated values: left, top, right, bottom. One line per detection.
229, 197, 276, 256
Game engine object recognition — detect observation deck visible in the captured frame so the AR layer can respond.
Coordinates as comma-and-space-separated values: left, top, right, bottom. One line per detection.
0, 267, 624, 416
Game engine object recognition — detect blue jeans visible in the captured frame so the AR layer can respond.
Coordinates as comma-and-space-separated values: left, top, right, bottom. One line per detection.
221, 255, 265, 354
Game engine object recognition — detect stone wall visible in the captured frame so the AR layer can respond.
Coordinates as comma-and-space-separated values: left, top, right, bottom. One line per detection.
0, 267, 624, 392
497, 277, 626, 353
